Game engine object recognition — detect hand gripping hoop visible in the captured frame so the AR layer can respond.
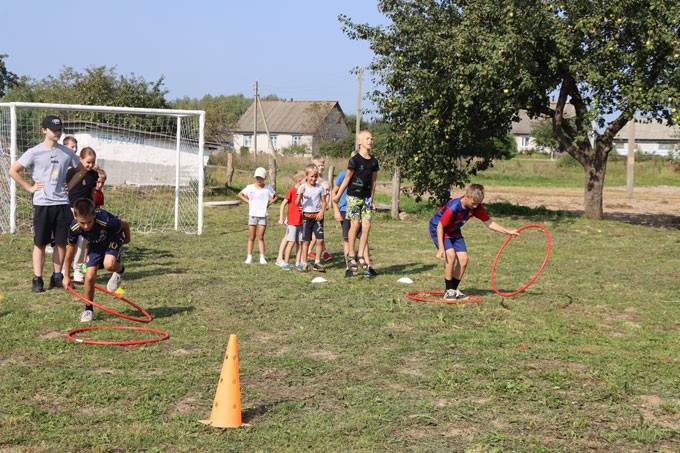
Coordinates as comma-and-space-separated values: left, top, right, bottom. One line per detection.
491, 224, 551, 297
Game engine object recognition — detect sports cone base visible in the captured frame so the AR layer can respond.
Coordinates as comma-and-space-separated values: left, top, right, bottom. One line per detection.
200, 334, 249, 428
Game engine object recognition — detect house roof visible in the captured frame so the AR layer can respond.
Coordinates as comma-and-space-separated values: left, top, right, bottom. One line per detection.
232, 100, 343, 134
614, 120, 680, 141
511, 103, 576, 135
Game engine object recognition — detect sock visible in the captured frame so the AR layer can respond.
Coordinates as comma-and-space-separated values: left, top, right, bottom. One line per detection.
452, 278, 461, 290
445, 278, 455, 291
85, 304, 93, 311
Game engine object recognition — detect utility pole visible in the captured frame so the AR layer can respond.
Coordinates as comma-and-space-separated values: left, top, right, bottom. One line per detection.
253, 81, 258, 155
355, 67, 363, 150
626, 118, 636, 199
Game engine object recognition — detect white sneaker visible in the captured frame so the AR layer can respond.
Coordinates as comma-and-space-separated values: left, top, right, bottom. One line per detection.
443, 289, 468, 300
259, 256, 267, 265
79, 310, 93, 322
245, 255, 252, 264
107, 266, 125, 292
73, 269, 84, 283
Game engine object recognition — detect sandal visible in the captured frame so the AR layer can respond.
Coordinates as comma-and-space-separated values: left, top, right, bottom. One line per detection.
356, 256, 369, 270
347, 255, 358, 272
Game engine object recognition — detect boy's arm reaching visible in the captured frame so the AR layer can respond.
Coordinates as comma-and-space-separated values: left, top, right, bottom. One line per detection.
484, 219, 519, 236
121, 221, 132, 244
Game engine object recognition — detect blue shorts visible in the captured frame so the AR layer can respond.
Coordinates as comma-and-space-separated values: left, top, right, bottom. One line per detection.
86, 237, 124, 269
429, 229, 467, 253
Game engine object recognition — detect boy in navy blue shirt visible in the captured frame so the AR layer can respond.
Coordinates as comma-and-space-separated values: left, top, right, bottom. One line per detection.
429, 184, 518, 300
63, 198, 130, 322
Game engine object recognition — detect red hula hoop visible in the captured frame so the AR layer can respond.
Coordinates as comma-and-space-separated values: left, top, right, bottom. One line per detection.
491, 224, 551, 297
67, 283, 152, 323
67, 325, 169, 346
406, 291, 483, 305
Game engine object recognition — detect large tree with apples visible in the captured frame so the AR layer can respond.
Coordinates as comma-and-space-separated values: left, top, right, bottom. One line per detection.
341, 0, 680, 219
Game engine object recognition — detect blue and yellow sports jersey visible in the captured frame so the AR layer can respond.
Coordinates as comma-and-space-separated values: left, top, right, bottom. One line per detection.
68, 209, 123, 247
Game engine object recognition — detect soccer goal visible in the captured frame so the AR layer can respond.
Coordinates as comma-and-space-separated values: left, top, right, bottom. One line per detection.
0, 102, 206, 235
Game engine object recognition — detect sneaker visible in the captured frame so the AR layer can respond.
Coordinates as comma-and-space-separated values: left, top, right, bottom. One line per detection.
79, 310, 93, 323
300, 263, 310, 273
280, 263, 291, 270
275, 260, 286, 268
344, 269, 353, 278
244, 255, 252, 264
443, 289, 468, 300
307, 252, 316, 260
312, 263, 326, 273
295, 263, 303, 271
259, 256, 267, 265
49, 273, 63, 290
107, 266, 125, 292
367, 267, 378, 277
73, 269, 84, 283
322, 251, 332, 261
32, 276, 45, 293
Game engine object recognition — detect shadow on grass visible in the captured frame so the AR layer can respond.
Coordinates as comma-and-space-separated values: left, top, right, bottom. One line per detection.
0, 310, 11, 317
242, 400, 294, 423
378, 262, 438, 275
145, 306, 195, 319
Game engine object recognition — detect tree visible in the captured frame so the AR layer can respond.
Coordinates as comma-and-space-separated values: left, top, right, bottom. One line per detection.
0, 54, 18, 98
530, 118, 561, 153
341, 0, 680, 218
2, 65, 169, 109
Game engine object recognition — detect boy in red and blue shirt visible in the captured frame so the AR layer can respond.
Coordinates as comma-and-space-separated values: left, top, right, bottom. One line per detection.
429, 184, 518, 300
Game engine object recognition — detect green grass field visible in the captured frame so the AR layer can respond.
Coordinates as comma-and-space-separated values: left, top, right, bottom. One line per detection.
1, 181, 679, 451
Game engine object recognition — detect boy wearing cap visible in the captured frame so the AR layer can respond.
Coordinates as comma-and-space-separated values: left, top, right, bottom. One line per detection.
9, 115, 88, 292
238, 167, 279, 264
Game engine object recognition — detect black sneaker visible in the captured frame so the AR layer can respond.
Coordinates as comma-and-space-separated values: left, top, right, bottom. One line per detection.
49, 273, 63, 289
367, 267, 378, 277
312, 263, 326, 273
32, 276, 45, 293
344, 269, 353, 278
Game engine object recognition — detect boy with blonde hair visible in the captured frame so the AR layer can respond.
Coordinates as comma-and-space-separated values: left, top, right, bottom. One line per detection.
429, 183, 518, 300
296, 164, 327, 272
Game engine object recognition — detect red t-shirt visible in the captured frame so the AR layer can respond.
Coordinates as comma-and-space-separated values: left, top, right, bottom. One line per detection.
284, 186, 302, 226
93, 189, 104, 208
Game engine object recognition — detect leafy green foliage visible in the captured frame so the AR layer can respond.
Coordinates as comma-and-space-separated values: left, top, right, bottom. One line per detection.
0, 54, 18, 98
341, 0, 680, 217
171, 94, 251, 143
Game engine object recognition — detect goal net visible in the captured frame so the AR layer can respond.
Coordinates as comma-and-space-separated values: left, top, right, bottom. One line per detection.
1, 102, 205, 235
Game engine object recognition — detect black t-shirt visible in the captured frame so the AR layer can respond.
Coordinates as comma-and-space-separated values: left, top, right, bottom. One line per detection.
347, 153, 380, 198
66, 168, 99, 206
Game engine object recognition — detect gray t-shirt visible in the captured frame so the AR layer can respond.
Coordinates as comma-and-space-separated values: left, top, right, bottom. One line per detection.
17, 143, 80, 206
296, 183, 326, 213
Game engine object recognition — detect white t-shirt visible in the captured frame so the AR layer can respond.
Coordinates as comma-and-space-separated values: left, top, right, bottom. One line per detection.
296, 183, 326, 213
241, 184, 276, 217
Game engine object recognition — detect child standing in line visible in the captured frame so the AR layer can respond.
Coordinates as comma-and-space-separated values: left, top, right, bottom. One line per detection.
238, 167, 278, 264
65, 147, 99, 282
429, 183, 518, 301
276, 171, 305, 270
63, 198, 130, 322
332, 130, 379, 276
308, 155, 332, 262
63, 136, 78, 153
332, 162, 374, 278
296, 164, 327, 273
94, 168, 106, 209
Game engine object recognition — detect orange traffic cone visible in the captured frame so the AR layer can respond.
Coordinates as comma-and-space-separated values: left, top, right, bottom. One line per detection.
200, 334, 248, 428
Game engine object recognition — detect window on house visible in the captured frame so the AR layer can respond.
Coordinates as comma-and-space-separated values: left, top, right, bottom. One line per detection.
521, 136, 531, 147
244, 135, 252, 148
292, 135, 302, 146
271, 134, 278, 149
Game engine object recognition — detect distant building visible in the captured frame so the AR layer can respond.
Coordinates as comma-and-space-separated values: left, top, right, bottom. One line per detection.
231, 100, 350, 154
510, 104, 576, 154
613, 120, 680, 157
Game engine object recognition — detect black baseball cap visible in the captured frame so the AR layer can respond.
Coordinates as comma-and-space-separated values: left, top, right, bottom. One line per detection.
41, 115, 63, 131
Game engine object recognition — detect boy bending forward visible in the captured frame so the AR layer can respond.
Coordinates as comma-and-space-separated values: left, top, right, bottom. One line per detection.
63, 198, 130, 322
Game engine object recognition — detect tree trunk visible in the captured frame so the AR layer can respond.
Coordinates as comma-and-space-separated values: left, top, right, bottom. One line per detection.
582, 157, 607, 220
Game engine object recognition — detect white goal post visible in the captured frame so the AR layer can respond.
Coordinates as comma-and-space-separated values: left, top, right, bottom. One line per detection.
1, 102, 206, 235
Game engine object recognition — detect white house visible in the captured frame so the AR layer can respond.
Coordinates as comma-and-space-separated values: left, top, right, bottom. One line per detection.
613, 120, 680, 157
231, 100, 350, 154
510, 104, 576, 153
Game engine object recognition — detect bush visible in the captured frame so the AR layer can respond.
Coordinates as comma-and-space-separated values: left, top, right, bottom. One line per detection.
557, 153, 579, 168
280, 144, 309, 156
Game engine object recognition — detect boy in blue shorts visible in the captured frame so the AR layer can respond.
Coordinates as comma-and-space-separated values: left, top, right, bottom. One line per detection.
62, 198, 131, 322
430, 183, 518, 300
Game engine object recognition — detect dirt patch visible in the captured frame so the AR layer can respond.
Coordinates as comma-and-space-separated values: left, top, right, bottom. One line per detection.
484, 185, 680, 229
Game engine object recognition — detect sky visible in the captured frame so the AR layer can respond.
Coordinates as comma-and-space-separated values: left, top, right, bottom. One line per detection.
3, 0, 389, 118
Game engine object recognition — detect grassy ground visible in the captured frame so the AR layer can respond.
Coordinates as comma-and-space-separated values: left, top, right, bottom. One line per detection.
1, 192, 679, 451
